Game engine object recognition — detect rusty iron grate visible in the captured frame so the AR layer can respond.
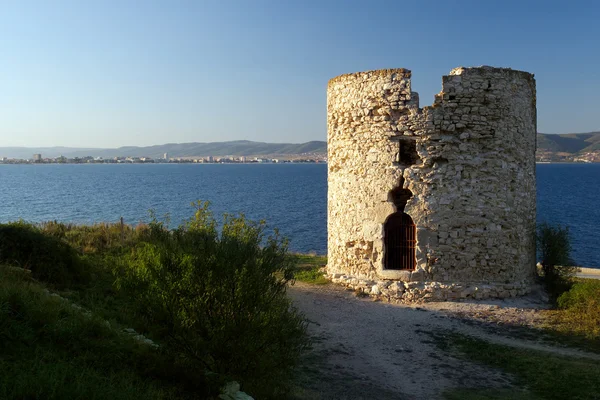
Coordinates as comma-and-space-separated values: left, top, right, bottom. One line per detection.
384, 212, 416, 270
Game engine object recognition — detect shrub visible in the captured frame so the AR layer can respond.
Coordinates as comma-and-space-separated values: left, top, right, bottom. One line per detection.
556, 280, 600, 339
117, 201, 309, 399
536, 223, 577, 299
0, 222, 86, 286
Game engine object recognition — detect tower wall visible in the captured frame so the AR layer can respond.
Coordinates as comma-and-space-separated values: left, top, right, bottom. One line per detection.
327, 66, 537, 301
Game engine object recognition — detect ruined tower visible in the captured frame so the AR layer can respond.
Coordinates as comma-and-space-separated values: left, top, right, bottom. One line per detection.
327, 66, 537, 301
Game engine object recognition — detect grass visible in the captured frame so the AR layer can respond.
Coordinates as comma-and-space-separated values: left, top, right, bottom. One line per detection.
524, 278, 600, 354
439, 276, 600, 398
552, 278, 600, 338
0, 267, 187, 400
439, 333, 600, 400
444, 388, 534, 400
290, 254, 329, 284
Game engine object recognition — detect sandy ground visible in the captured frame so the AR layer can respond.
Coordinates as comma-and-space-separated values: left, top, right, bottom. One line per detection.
288, 281, 599, 400
578, 267, 600, 280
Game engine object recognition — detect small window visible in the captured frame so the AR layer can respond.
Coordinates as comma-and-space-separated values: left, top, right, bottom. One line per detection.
394, 139, 418, 166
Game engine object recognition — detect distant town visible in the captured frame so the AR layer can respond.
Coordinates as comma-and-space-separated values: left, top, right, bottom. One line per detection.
0, 152, 327, 165
2, 150, 599, 165
536, 150, 600, 163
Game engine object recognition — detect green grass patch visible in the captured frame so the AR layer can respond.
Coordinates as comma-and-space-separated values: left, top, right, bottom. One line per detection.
440, 334, 600, 400
444, 388, 535, 400
532, 278, 600, 354
554, 278, 600, 339
290, 254, 329, 284
40, 219, 149, 255
0, 267, 189, 400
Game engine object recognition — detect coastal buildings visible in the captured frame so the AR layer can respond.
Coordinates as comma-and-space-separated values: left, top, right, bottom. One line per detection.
0, 153, 327, 164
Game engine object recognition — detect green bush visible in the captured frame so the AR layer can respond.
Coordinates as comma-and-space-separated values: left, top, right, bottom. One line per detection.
556, 280, 600, 339
117, 201, 309, 399
0, 222, 87, 286
537, 223, 577, 299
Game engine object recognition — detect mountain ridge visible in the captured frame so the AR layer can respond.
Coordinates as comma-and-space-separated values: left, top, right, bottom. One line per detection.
537, 132, 600, 154
2, 132, 599, 160
0, 140, 327, 159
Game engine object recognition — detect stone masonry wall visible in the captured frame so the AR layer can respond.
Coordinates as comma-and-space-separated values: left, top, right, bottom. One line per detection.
327, 66, 537, 301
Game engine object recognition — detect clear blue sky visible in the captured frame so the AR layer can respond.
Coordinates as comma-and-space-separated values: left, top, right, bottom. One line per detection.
1, 0, 598, 148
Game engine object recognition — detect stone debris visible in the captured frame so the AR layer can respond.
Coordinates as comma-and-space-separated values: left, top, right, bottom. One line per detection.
327, 66, 537, 301
122, 328, 159, 348
328, 273, 530, 303
218, 381, 254, 400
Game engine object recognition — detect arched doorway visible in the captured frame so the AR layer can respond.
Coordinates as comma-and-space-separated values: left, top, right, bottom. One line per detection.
384, 212, 416, 270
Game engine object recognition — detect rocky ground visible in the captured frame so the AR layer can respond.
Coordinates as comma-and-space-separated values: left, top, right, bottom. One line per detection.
288, 281, 599, 400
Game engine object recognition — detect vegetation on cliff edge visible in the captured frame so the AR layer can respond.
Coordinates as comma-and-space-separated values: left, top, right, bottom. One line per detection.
0, 202, 311, 399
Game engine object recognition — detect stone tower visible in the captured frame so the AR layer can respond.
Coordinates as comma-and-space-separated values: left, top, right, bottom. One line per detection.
327, 66, 537, 301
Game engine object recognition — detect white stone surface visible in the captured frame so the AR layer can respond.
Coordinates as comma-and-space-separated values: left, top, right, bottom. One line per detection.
327, 66, 537, 300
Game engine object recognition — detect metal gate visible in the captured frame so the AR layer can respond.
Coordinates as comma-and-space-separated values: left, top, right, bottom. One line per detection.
384, 212, 416, 270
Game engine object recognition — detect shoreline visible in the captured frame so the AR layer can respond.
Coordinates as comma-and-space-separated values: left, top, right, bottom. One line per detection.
577, 267, 600, 280
536, 161, 600, 164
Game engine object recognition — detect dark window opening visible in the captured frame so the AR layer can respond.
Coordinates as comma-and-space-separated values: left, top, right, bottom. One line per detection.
394, 139, 418, 166
384, 212, 416, 270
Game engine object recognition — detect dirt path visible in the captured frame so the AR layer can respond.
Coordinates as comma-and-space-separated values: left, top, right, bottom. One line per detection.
288, 282, 599, 400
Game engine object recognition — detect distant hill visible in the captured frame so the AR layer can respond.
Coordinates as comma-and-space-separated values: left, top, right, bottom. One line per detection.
537, 132, 600, 153
3, 132, 599, 160
0, 140, 327, 160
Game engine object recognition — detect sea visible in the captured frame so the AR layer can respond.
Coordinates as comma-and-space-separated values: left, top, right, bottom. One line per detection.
0, 163, 598, 268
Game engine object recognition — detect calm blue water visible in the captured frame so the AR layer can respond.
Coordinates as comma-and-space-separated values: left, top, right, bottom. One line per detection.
0, 163, 598, 267
537, 164, 600, 268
